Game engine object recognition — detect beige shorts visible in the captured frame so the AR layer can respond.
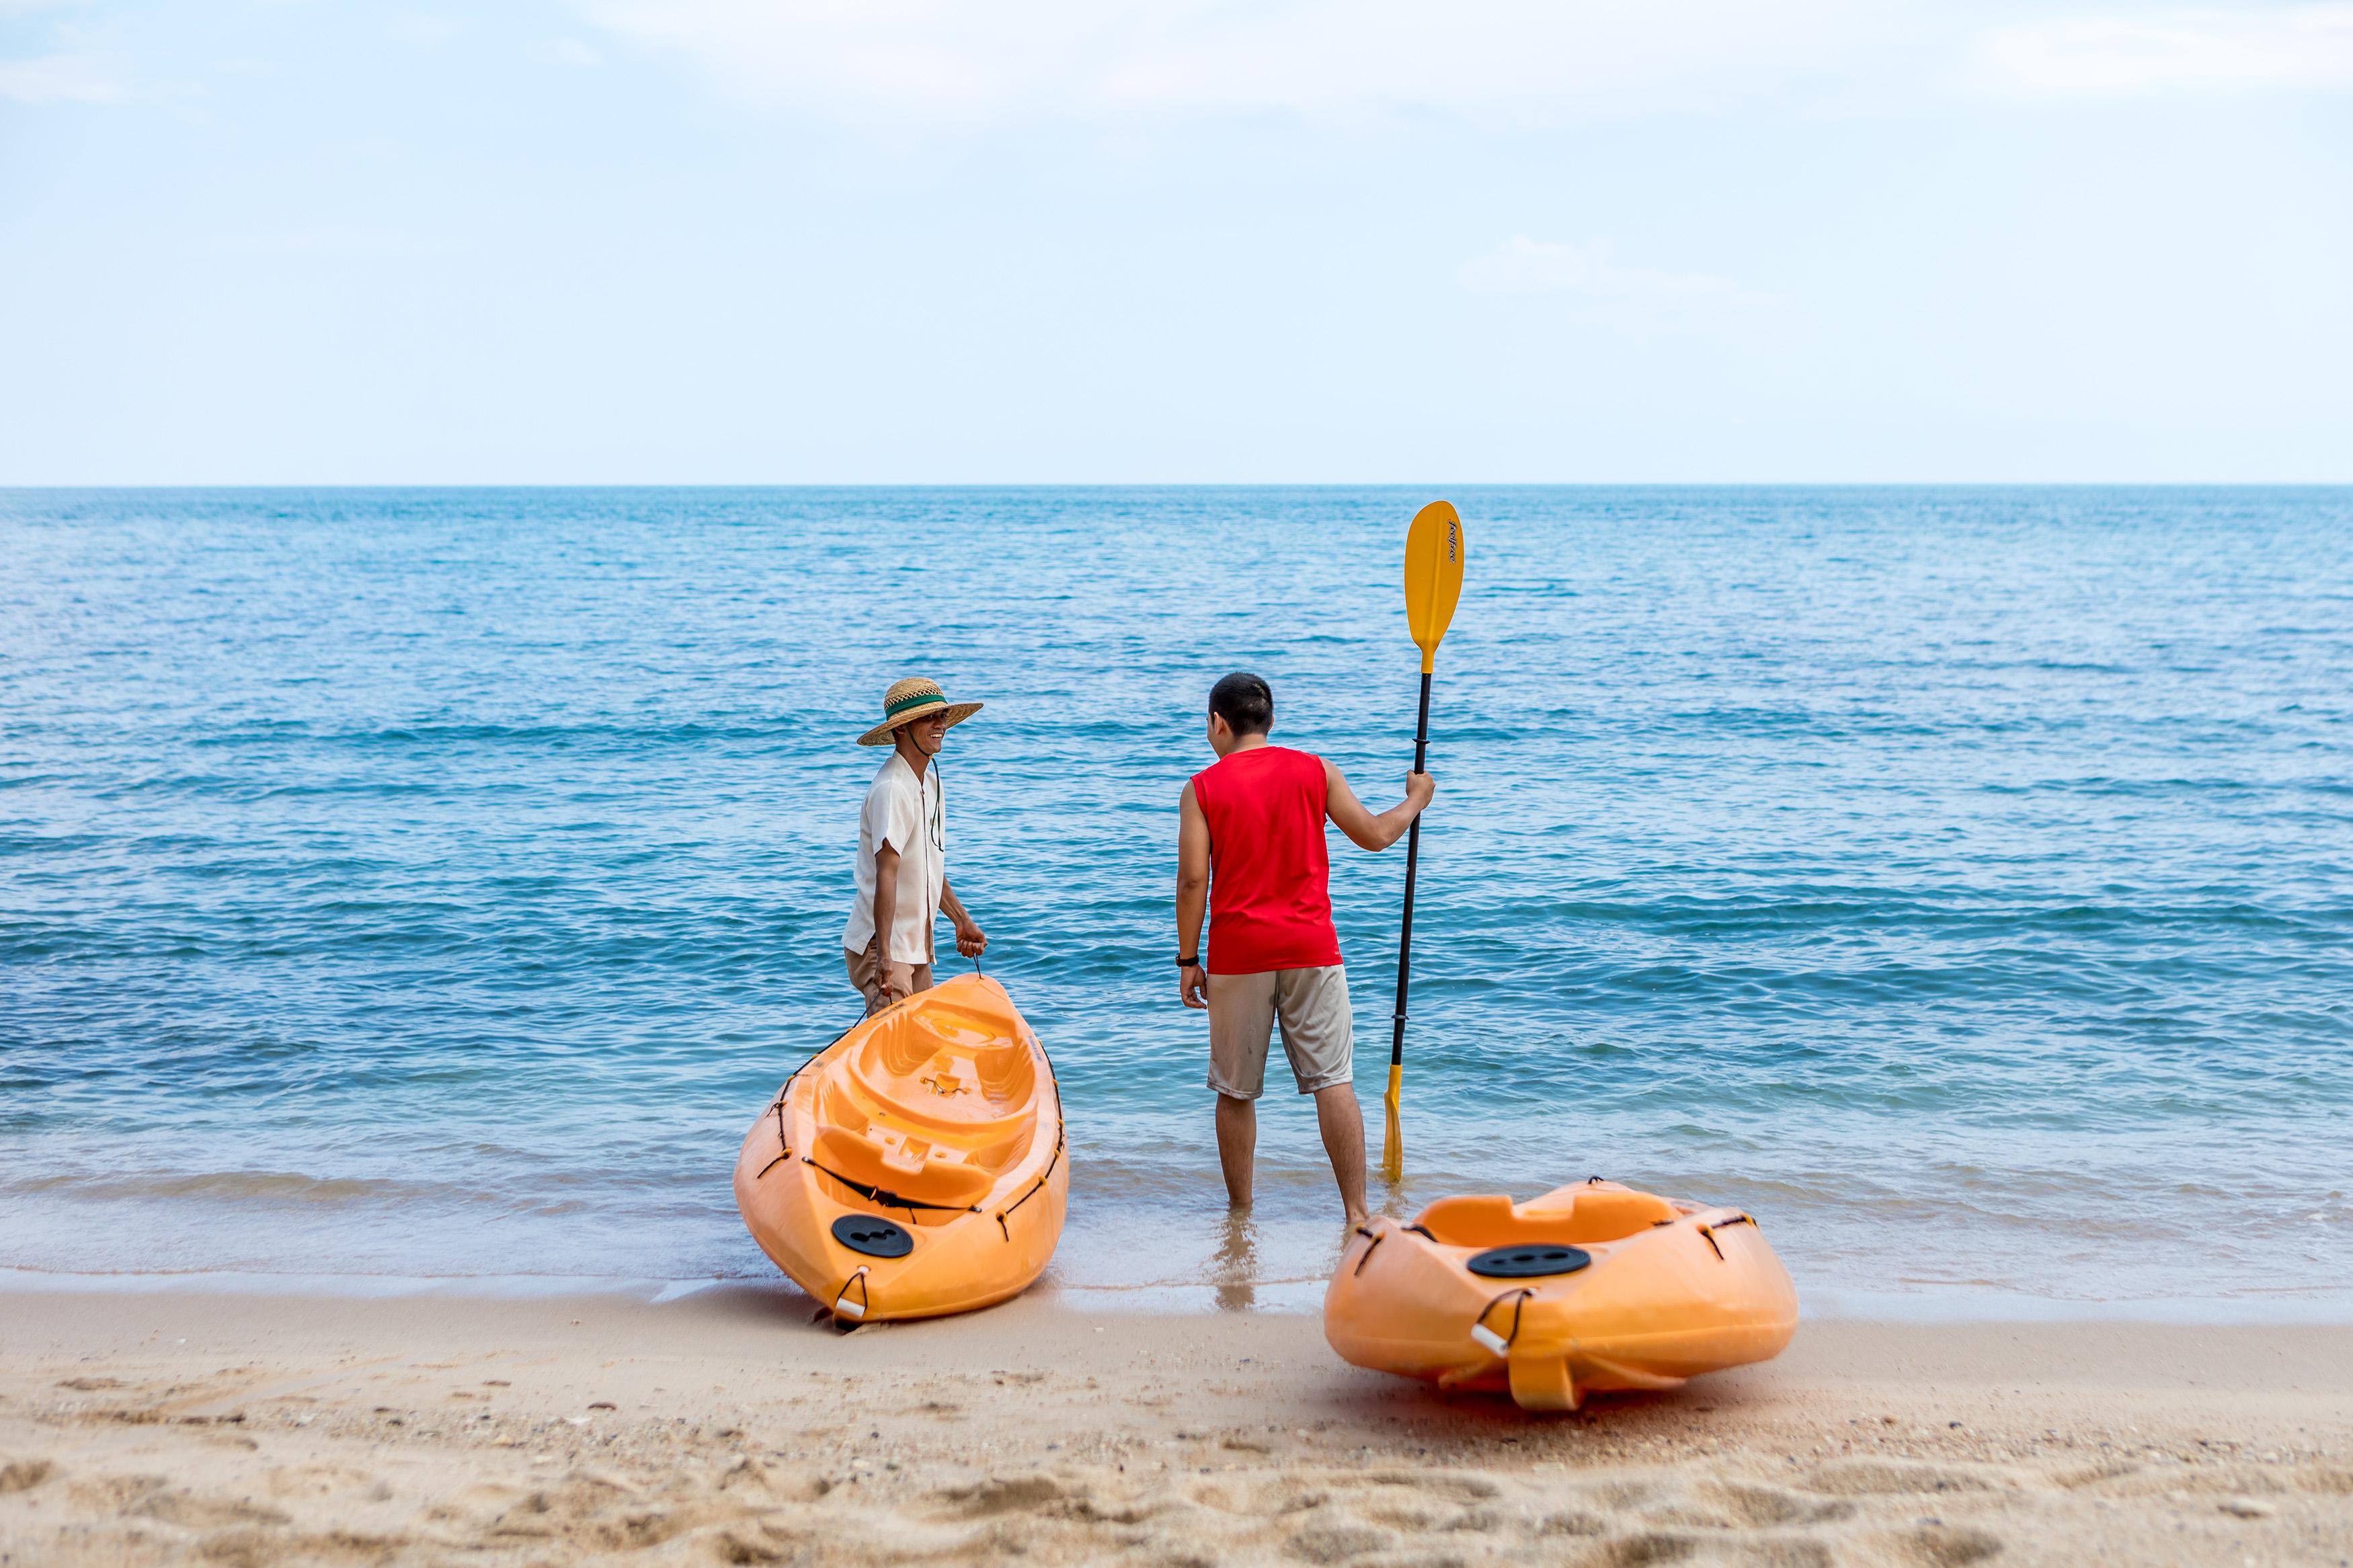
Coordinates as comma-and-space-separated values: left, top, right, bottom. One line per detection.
844, 946, 934, 1016
1207, 965, 1354, 1099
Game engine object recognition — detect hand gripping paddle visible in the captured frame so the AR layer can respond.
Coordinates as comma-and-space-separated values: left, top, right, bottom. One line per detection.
1384, 500, 1466, 1185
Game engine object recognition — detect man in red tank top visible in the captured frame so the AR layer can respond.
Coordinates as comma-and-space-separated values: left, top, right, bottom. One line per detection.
1176, 672, 1435, 1229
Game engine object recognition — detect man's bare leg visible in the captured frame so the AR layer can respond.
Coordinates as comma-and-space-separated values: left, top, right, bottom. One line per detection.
1313, 1082, 1370, 1228
1215, 1093, 1257, 1208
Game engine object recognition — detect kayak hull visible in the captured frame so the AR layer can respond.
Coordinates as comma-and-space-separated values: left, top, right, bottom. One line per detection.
1324, 1181, 1796, 1410
733, 974, 1066, 1322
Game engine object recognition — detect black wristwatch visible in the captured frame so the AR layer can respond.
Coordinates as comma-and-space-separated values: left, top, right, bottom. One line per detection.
1176, 954, 1200, 968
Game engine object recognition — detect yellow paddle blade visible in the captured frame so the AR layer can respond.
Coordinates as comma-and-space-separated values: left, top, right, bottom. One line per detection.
1380, 1062, 1404, 1184
1403, 500, 1466, 675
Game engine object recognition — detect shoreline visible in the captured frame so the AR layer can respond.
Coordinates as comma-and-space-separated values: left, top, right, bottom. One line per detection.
6, 1287, 2352, 1565
7, 1268, 2353, 1327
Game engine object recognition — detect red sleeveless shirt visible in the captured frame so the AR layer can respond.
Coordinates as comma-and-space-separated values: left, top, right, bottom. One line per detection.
1191, 745, 1343, 975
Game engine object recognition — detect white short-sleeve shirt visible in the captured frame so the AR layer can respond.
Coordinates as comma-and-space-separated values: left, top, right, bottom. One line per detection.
842, 751, 945, 964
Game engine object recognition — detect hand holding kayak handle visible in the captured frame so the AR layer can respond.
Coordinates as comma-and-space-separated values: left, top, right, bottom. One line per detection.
953, 915, 988, 958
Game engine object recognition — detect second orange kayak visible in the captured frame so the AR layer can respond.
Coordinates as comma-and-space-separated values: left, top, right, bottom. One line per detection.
732, 974, 1066, 1322
1325, 1180, 1796, 1410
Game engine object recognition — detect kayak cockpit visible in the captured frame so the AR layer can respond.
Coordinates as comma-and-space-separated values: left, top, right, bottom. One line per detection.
1415, 1184, 1679, 1249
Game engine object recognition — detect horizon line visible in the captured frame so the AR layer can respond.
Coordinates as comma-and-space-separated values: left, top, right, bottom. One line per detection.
7, 480, 2353, 493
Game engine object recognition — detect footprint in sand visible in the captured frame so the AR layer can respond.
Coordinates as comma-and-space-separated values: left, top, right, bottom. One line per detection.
1189, 1475, 1338, 1519
941, 1473, 1064, 1517
1576, 1477, 1663, 1512
1357, 1496, 1447, 1532
1743, 1541, 1835, 1568
1533, 1506, 1607, 1537
1892, 1522, 2006, 1567
0, 1458, 57, 1495
712, 1522, 818, 1566
724, 1460, 831, 1503
130, 1490, 293, 1529
1682, 1479, 1854, 1528
68, 1473, 166, 1512
1357, 1467, 1505, 1503
1279, 1512, 1397, 1563
2299, 1465, 2353, 1495
262, 1461, 378, 1500
1066, 1494, 1166, 1526
1586, 1531, 1704, 1566
1801, 1459, 2005, 1497
2050, 1458, 2141, 1490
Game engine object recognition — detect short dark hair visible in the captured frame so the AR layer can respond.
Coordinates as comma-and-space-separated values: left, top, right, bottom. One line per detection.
1208, 671, 1273, 736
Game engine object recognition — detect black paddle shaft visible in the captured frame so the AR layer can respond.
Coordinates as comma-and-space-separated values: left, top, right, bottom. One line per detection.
1390, 669, 1434, 1067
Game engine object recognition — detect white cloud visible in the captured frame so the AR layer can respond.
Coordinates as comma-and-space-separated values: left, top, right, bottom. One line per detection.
1460, 237, 1777, 311
1983, 4, 2353, 95
579, 0, 1908, 122
0, 51, 128, 104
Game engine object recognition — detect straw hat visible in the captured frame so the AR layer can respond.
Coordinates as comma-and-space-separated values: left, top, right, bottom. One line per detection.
859, 676, 984, 746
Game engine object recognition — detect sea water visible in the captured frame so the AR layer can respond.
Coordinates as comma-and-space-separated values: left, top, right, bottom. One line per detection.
4, 487, 2350, 1314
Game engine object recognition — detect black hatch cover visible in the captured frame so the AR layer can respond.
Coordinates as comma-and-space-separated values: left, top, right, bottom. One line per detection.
831, 1214, 914, 1259
1466, 1243, 1591, 1279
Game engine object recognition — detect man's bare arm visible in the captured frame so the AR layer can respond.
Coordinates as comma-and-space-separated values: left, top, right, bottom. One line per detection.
872, 843, 909, 1000
1176, 783, 1211, 1008
940, 878, 987, 957
1324, 759, 1435, 851
873, 843, 898, 948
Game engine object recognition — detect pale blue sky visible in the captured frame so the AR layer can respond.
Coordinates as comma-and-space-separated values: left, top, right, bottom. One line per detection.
3, 1, 2348, 483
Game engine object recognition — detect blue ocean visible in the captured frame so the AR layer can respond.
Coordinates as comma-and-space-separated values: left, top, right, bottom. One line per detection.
4, 487, 2349, 1314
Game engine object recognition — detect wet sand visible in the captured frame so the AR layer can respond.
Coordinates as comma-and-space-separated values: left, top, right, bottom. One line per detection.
5, 1286, 2351, 1566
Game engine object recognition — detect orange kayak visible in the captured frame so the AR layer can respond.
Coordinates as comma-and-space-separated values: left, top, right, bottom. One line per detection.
731, 974, 1066, 1322
1324, 1180, 1797, 1410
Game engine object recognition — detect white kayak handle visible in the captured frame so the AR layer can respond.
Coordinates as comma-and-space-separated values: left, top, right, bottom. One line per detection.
1470, 1286, 1535, 1358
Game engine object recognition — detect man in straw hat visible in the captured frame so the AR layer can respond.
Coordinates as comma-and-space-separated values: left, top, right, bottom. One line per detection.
843, 677, 988, 1014
1176, 671, 1433, 1229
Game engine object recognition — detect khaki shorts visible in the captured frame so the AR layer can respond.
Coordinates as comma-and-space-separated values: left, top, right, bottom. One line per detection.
1207, 965, 1354, 1099
844, 946, 934, 1016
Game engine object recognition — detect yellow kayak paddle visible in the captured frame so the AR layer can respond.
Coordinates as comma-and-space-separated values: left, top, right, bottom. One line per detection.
1384, 499, 1466, 1185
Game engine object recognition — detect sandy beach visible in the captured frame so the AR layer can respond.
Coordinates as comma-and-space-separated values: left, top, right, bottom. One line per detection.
4, 1287, 2350, 1567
